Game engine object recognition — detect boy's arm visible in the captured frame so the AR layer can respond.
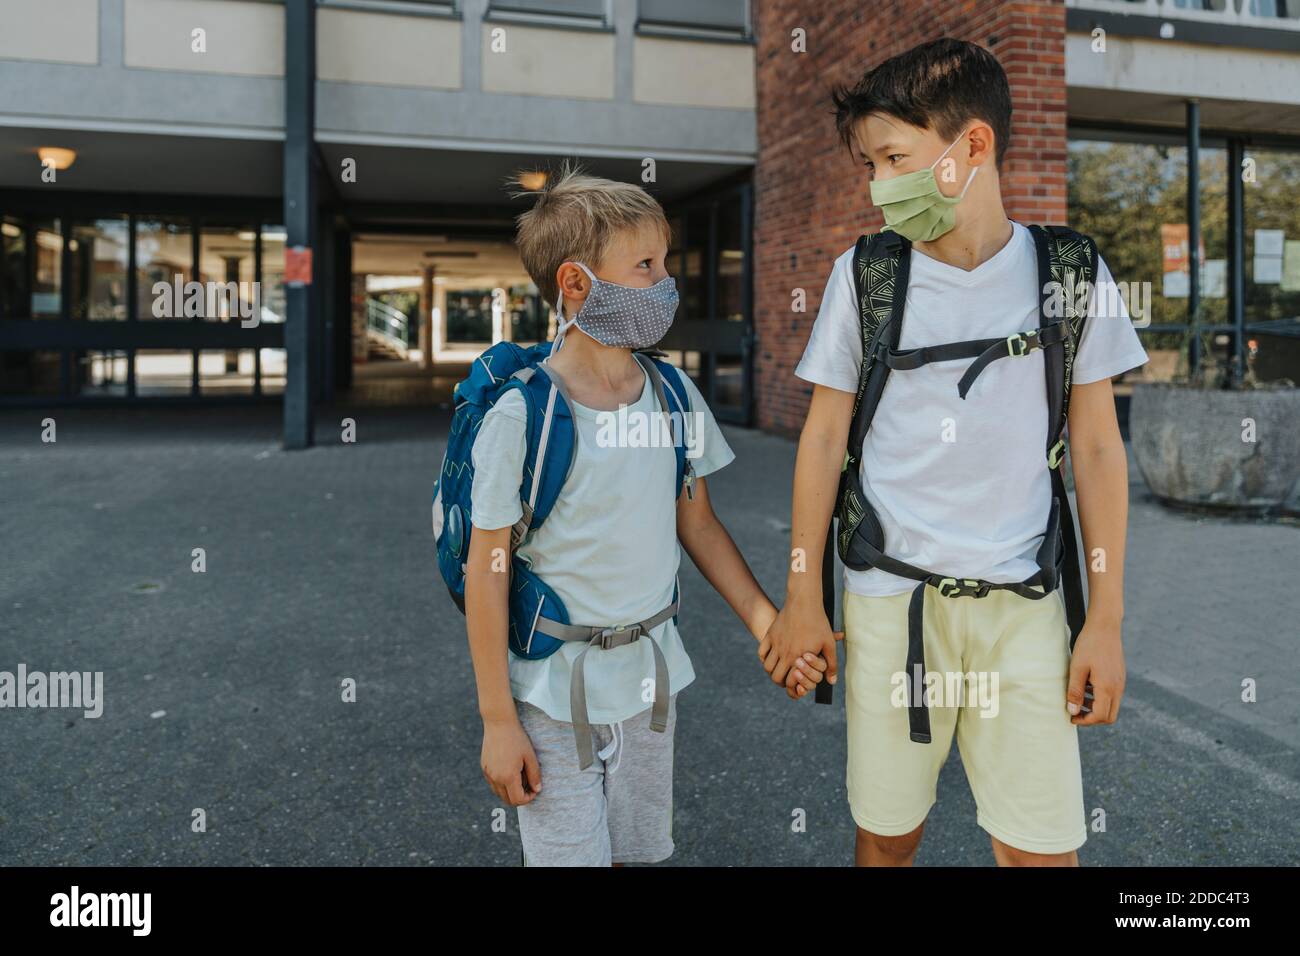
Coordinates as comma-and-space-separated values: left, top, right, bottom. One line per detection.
1063, 377, 1129, 726
760, 384, 855, 695
675, 477, 777, 641
465, 523, 542, 806
676, 477, 820, 696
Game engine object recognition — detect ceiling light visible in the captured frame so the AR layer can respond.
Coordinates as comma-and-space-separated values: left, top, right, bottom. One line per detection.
37, 147, 77, 170
517, 171, 547, 191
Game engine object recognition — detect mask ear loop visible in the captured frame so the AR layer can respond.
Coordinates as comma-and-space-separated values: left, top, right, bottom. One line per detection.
551, 295, 576, 354
549, 263, 598, 355
957, 164, 979, 199
930, 129, 980, 201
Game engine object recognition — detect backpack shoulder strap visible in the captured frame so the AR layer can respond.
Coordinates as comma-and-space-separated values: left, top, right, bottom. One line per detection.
818, 232, 911, 707
846, 230, 911, 458
511, 361, 577, 530
1029, 224, 1099, 461
1028, 223, 1099, 648
640, 354, 692, 499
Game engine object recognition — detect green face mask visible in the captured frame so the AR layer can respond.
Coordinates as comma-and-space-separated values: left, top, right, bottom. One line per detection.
868, 131, 978, 243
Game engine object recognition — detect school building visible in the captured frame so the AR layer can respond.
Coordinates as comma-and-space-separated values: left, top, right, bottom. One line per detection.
1, 0, 1298, 444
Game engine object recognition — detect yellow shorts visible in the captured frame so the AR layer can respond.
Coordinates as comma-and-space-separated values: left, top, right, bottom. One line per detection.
843, 586, 1087, 855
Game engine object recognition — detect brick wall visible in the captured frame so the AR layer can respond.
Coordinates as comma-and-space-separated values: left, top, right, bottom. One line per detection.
752, 0, 1068, 435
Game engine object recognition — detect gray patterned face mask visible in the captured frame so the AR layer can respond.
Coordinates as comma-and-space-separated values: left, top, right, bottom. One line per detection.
554, 262, 679, 351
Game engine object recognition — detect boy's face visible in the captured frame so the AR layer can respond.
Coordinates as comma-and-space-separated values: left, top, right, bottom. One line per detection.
851, 112, 974, 196
592, 221, 671, 289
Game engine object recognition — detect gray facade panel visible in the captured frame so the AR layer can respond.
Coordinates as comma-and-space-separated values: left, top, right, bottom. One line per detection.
314, 82, 756, 158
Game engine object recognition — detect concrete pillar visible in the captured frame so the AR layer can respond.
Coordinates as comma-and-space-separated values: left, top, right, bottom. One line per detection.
433, 281, 448, 362
282, 0, 316, 449
419, 265, 434, 369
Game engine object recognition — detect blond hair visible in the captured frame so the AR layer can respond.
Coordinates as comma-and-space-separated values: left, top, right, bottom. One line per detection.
510, 162, 670, 304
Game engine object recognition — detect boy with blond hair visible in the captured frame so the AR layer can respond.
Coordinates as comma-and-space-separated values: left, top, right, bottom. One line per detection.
461, 166, 803, 866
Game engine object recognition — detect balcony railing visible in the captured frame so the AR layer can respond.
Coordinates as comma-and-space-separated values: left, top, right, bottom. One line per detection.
1066, 0, 1300, 31
366, 299, 411, 359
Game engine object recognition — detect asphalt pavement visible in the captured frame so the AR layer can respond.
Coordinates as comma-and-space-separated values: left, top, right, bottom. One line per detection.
1, 403, 1296, 865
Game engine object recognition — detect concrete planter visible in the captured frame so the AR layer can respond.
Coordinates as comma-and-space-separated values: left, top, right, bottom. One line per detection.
1128, 382, 1300, 512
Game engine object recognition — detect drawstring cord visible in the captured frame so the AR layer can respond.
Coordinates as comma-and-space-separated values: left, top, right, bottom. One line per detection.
597, 721, 624, 776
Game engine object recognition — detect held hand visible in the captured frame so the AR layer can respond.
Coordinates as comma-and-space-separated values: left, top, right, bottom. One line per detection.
758, 596, 840, 698
754, 604, 819, 697
1066, 619, 1126, 726
481, 716, 542, 806
786, 635, 845, 700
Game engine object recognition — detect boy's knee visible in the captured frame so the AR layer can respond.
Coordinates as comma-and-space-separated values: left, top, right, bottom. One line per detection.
990, 837, 1078, 867
856, 822, 924, 862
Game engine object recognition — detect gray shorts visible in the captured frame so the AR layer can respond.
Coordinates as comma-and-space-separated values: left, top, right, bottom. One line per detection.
516, 694, 677, 866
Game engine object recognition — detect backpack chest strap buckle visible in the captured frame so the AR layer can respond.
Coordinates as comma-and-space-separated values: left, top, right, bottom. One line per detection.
595, 622, 643, 650
1006, 329, 1039, 357
935, 577, 991, 599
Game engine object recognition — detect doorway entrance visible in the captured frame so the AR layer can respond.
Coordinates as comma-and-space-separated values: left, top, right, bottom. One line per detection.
347, 230, 544, 405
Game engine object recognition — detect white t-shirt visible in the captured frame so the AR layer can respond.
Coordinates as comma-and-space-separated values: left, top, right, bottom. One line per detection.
470, 361, 734, 725
795, 221, 1149, 598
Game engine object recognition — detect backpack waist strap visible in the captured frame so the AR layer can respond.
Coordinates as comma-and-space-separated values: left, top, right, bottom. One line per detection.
845, 507, 1062, 745
534, 600, 677, 770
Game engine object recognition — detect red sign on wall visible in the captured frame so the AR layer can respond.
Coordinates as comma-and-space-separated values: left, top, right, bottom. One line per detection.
285, 246, 313, 286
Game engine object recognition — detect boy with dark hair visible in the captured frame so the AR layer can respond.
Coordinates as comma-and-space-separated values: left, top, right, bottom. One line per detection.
761, 38, 1147, 866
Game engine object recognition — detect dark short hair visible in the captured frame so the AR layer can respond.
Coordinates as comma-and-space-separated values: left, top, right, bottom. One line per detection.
831, 38, 1013, 168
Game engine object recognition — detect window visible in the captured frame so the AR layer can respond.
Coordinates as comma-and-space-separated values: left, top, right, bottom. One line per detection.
717, 197, 744, 322
135, 217, 193, 319
1247, 0, 1300, 21
198, 225, 257, 323
507, 284, 547, 344
1069, 138, 1227, 327
260, 226, 287, 324
31, 219, 63, 318
1243, 148, 1300, 327
487, 0, 606, 24
199, 349, 257, 395
77, 351, 129, 397
1, 210, 286, 402
659, 348, 704, 391
69, 218, 129, 321
133, 349, 193, 398
445, 288, 494, 343
0, 350, 60, 395
319, 0, 456, 11
680, 208, 709, 320
1, 217, 26, 319
638, 0, 749, 38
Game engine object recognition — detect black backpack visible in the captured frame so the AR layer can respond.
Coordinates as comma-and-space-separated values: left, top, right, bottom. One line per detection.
816, 225, 1099, 739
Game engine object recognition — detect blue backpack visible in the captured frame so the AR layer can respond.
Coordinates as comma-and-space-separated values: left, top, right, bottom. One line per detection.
432, 341, 695, 660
